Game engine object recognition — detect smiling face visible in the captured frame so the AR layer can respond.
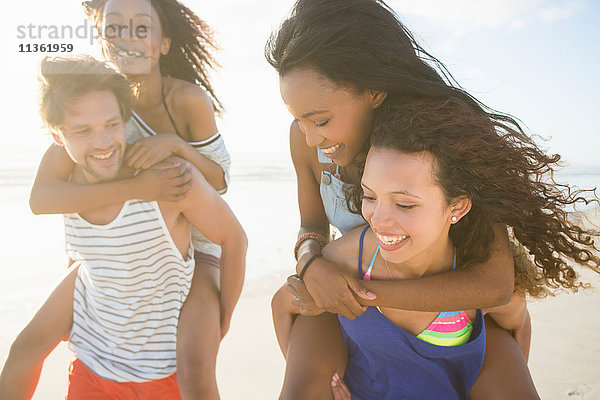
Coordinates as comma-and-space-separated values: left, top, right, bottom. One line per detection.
280, 68, 385, 166
53, 90, 127, 183
101, 0, 170, 76
361, 147, 470, 268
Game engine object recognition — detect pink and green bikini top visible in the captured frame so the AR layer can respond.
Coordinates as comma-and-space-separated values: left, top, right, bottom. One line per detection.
358, 226, 473, 347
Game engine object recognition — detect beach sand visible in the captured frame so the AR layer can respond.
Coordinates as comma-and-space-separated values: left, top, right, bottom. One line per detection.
2, 271, 599, 399
1, 172, 600, 399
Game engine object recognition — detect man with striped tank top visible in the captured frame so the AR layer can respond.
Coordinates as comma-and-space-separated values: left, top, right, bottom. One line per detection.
9, 56, 247, 399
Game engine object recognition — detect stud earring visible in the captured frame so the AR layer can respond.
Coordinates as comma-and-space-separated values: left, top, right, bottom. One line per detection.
451, 216, 458, 222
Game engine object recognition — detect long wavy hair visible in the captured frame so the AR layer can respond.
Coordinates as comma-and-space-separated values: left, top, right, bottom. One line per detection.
266, 0, 530, 163
349, 98, 600, 298
83, 0, 222, 112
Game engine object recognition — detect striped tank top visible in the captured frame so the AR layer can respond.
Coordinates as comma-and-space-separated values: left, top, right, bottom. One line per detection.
65, 199, 194, 382
358, 226, 473, 346
126, 111, 231, 258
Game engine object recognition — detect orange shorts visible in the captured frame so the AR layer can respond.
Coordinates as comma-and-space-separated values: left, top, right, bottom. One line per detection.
66, 359, 181, 400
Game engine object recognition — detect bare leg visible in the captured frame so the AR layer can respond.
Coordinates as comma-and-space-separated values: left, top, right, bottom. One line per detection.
470, 315, 539, 399
0, 264, 78, 400
279, 314, 348, 400
176, 260, 221, 400
271, 284, 297, 356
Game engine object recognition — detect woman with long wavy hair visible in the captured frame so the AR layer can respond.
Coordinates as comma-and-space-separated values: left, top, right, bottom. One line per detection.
1, 1, 237, 398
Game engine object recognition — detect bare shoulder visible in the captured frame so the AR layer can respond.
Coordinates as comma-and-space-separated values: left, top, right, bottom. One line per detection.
164, 77, 217, 140
168, 78, 213, 108
322, 225, 368, 274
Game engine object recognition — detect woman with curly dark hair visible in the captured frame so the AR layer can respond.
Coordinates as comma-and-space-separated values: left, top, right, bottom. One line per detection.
1, 1, 236, 399
273, 96, 599, 399
265, 0, 595, 398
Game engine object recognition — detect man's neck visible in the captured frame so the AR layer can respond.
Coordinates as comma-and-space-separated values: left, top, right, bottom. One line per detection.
70, 164, 137, 225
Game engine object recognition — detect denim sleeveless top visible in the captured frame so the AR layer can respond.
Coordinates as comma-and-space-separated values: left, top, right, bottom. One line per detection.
317, 149, 366, 235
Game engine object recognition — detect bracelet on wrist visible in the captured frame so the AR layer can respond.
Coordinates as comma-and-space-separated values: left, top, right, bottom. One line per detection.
294, 232, 328, 261
298, 254, 322, 281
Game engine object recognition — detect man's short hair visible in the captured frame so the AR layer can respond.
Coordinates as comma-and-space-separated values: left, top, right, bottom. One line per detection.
38, 55, 134, 134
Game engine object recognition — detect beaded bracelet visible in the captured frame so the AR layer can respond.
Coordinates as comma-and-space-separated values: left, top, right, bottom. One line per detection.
294, 232, 328, 261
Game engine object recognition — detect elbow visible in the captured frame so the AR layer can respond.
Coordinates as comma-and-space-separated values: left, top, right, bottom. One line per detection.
222, 225, 248, 254
216, 171, 229, 194
216, 182, 228, 195
28, 195, 46, 215
238, 228, 249, 252
479, 273, 513, 308
492, 283, 514, 307
495, 291, 513, 308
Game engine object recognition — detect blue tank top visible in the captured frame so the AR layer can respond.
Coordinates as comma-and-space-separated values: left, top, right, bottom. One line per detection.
317, 149, 365, 235
338, 228, 486, 399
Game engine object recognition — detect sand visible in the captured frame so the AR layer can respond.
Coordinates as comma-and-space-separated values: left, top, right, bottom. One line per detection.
2, 273, 599, 399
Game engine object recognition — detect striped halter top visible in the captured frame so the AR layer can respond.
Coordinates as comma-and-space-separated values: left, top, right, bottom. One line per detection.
358, 226, 473, 347
64, 200, 194, 382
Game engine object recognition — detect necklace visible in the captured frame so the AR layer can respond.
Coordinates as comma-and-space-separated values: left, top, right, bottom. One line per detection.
381, 254, 394, 281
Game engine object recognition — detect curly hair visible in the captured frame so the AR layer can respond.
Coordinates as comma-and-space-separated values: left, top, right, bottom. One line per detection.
83, 0, 222, 112
348, 98, 600, 298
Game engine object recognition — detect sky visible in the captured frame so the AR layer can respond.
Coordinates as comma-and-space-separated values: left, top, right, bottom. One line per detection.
2, 0, 599, 171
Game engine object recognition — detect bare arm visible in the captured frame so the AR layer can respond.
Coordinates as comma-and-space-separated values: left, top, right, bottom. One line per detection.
292, 223, 513, 316
485, 293, 531, 361
356, 224, 514, 310
290, 122, 330, 267
289, 122, 379, 319
177, 168, 247, 337
29, 144, 193, 215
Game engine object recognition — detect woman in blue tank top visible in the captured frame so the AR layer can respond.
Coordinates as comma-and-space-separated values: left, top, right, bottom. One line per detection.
272, 97, 600, 399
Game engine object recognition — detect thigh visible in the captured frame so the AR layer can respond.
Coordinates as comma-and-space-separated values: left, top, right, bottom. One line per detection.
469, 315, 540, 400
280, 313, 348, 400
176, 260, 221, 366
16, 263, 79, 354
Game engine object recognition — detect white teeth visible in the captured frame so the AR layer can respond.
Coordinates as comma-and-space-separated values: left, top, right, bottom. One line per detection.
115, 47, 144, 58
376, 233, 408, 245
92, 150, 114, 160
321, 143, 341, 154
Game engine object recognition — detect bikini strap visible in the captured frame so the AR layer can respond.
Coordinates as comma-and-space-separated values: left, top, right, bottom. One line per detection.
452, 247, 457, 271
364, 246, 379, 280
161, 81, 183, 137
357, 225, 370, 278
